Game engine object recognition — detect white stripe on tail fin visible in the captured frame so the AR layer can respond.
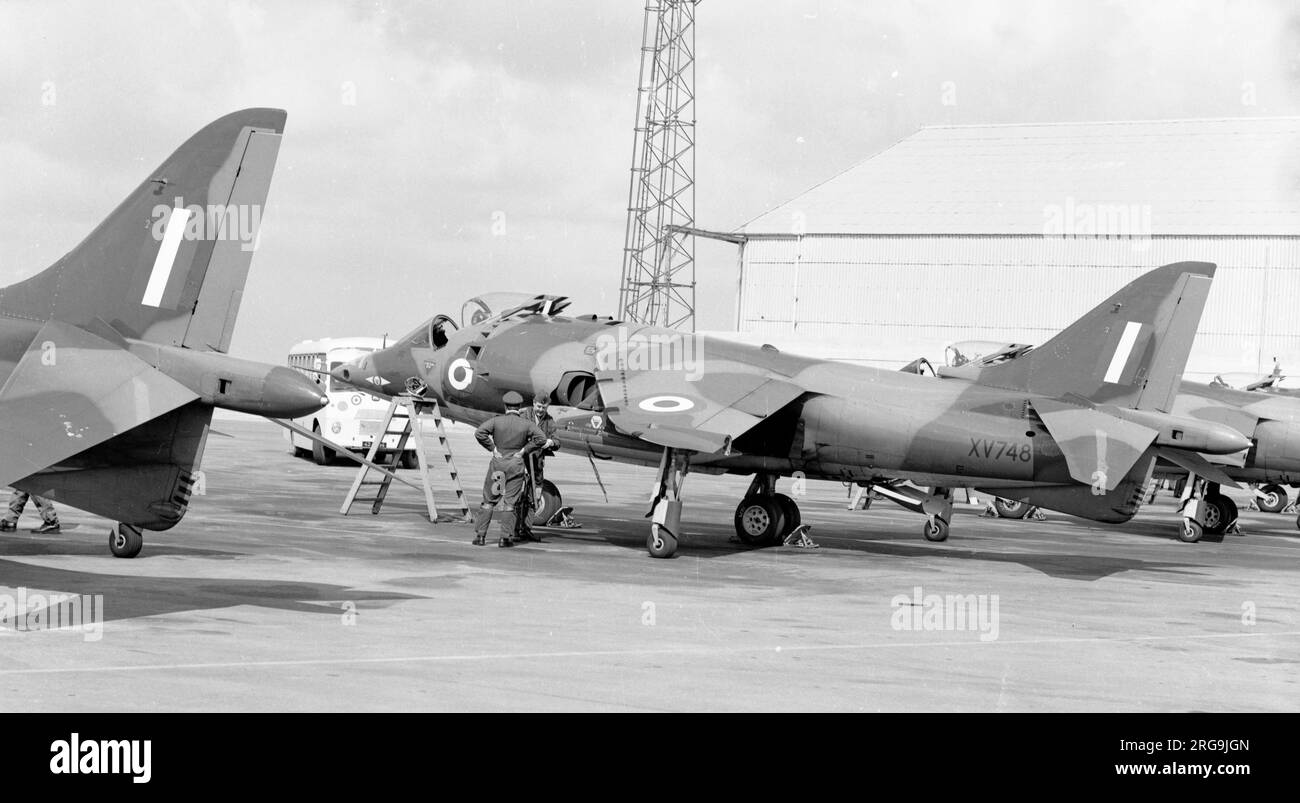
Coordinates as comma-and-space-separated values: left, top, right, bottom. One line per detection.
968, 262, 1216, 412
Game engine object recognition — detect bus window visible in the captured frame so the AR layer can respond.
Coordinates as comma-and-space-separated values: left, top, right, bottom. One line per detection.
286, 338, 415, 466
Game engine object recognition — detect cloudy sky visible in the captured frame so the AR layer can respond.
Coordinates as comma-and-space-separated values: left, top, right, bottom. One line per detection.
2, 0, 1297, 364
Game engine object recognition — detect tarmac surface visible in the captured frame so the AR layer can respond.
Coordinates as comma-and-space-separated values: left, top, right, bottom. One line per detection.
1, 418, 1298, 711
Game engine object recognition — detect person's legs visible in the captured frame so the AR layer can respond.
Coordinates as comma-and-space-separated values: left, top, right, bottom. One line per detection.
497, 470, 526, 546
33, 496, 58, 524
2, 489, 29, 530
473, 464, 506, 545
471, 503, 494, 545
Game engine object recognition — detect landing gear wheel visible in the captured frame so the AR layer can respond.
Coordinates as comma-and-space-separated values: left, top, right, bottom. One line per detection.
109, 524, 144, 558
923, 517, 950, 542
993, 498, 1029, 520
1179, 519, 1204, 543
647, 524, 678, 559
771, 493, 801, 535
734, 496, 787, 546
400, 451, 420, 470
1202, 496, 1225, 535
1207, 495, 1238, 535
529, 480, 563, 526
311, 423, 335, 466
1257, 484, 1287, 514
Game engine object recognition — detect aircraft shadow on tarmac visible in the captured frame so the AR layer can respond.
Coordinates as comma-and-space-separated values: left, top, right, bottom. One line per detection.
531, 512, 1206, 582
0, 557, 426, 623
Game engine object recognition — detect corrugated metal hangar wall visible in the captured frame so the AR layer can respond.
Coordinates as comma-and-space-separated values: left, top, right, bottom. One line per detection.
730, 119, 1300, 382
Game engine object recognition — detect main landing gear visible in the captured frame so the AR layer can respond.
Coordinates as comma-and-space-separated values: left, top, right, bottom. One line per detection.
733, 474, 803, 547
1253, 483, 1289, 514
109, 523, 144, 558
1177, 476, 1238, 543
643, 463, 813, 558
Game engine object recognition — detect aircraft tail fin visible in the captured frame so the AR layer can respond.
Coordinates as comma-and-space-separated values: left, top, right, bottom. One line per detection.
970, 262, 1215, 412
0, 108, 287, 352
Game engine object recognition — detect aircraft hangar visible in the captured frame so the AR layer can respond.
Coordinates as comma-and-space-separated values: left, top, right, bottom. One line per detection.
716, 118, 1300, 382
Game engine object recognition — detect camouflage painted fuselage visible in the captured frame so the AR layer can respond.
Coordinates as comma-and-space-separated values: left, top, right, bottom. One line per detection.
341, 313, 1157, 523
1170, 381, 1300, 485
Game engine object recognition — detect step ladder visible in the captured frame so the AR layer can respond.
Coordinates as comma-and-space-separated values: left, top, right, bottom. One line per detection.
340, 395, 470, 522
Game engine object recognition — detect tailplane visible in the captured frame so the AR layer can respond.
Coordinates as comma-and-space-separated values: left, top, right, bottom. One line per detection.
967, 261, 1215, 412
0, 108, 287, 352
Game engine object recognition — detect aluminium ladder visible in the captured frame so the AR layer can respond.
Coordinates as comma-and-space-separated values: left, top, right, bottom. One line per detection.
340, 395, 470, 522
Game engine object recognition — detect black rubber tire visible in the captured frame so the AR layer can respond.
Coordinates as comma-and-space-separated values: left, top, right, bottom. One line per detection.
311, 423, 335, 466
529, 480, 563, 526
109, 524, 144, 558
1203, 496, 1226, 535
993, 498, 1030, 519
1214, 495, 1238, 532
733, 496, 786, 546
1257, 484, 1287, 514
647, 525, 677, 558
771, 492, 801, 535
400, 451, 420, 470
1178, 519, 1204, 543
923, 517, 950, 542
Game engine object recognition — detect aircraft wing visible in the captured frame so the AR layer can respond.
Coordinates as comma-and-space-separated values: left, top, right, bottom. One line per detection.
595, 368, 804, 453
0, 320, 200, 487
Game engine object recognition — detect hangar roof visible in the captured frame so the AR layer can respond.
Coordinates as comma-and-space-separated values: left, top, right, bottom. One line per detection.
740, 118, 1300, 237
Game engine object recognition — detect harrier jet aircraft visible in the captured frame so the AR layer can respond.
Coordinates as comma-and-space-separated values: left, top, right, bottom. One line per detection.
943, 342, 1300, 535
328, 263, 1247, 558
0, 109, 327, 558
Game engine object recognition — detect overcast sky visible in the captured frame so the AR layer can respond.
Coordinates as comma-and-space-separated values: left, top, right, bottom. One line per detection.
2, 0, 1297, 364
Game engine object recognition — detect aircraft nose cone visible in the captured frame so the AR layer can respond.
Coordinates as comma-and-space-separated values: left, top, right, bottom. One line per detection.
265, 366, 331, 418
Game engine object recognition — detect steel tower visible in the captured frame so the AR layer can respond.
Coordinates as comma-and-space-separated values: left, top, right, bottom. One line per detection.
618, 0, 697, 330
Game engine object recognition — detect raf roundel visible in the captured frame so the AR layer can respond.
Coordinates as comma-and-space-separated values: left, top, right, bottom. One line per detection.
637, 395, 695, 413
447, 358, 474, 390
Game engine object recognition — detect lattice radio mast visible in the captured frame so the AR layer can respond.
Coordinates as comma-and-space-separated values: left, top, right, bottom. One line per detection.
617, 0, 698, 330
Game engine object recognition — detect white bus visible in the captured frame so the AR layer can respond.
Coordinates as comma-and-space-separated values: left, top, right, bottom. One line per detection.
285, 337, 418, 467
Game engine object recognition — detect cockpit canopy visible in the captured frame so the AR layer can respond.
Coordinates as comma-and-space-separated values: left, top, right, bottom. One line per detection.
932, 340, 1035, 380
461, 293, 571, 326
397, 294, 573, 351
943, 340, 1034, 368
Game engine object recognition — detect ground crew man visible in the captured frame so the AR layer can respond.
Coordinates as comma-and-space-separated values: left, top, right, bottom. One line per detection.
0, 488, 60, 533
472, 390, 548, 548
521, 391, 560, 487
